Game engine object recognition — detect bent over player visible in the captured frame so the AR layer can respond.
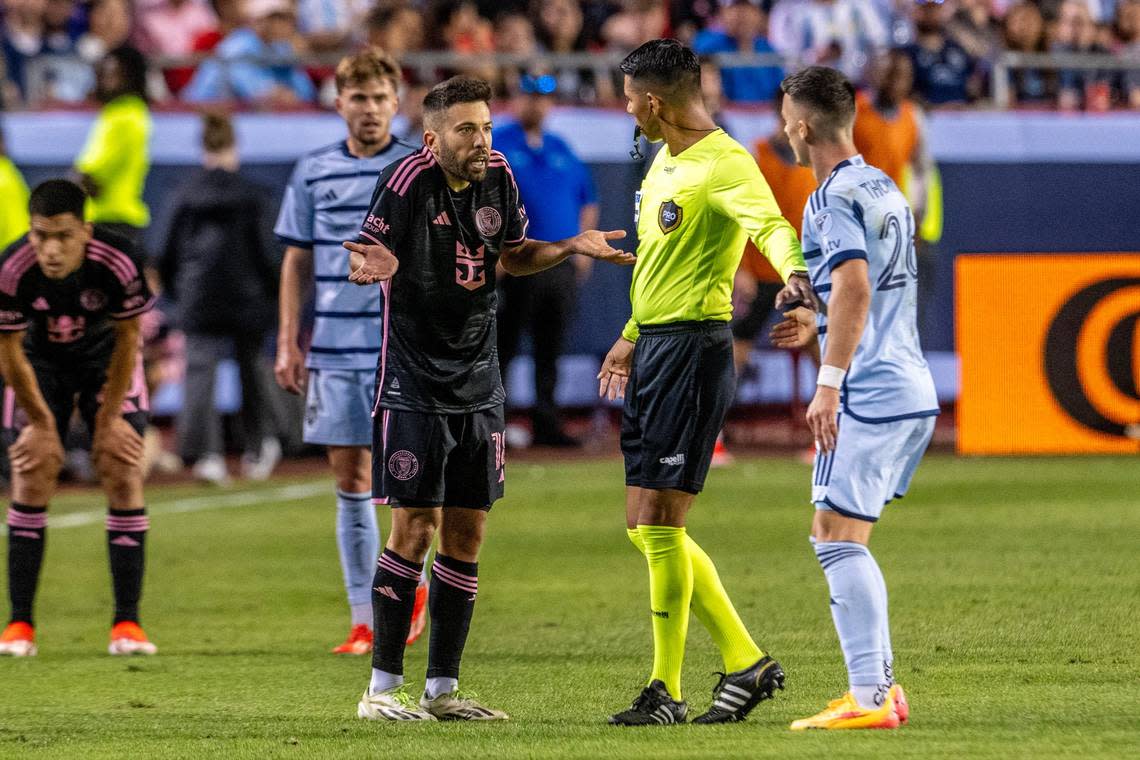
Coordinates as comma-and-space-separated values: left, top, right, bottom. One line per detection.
274, 50, 427, 654
0, 180, 156, 657
348, 76, 633, 721
773, 66, 938, 730
596, 39, 813, 726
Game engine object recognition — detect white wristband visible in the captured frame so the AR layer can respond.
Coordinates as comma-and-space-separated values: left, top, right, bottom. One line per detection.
817, 364, 846, 390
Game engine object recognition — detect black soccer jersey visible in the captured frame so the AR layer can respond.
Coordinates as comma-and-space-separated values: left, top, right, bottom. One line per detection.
0, 226, 155, 367
360, 146, 529, 413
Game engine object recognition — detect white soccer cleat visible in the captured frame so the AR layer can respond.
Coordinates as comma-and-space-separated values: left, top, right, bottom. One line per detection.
357, 687, 437, 721
0, 621, 37, 657
108, 621, 157, 656
420, 690, 509, 721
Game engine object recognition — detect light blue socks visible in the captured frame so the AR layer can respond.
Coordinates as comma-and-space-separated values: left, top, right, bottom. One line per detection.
814, 540, 892, 709
336, 490, 380, 627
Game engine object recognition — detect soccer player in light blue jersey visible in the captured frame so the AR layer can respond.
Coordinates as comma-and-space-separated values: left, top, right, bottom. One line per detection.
274, 50, 426, 655
771, 66, 939, 731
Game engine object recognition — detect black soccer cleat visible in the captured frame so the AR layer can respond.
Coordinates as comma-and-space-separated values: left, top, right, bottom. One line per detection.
608, 679, 688, 726
692, 655, 785, 724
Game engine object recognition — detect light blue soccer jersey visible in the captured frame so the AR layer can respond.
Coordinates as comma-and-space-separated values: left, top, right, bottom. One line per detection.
275, 137, 418, 370
801, 154, 938, 422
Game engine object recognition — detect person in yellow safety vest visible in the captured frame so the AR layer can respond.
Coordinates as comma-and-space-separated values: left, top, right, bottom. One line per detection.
0, 129, 29, 248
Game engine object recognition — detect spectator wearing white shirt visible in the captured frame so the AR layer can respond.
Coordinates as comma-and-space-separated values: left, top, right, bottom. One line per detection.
769, 0, 891, 81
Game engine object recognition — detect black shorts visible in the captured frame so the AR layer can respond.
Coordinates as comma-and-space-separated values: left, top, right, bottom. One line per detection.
1, 356, 149, 468
730, 281, 783, 342
621, 321, 736, 494
373, 405, 506, 510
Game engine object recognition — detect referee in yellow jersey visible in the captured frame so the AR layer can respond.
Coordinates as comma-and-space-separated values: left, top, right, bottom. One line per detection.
599, 39, 814, 726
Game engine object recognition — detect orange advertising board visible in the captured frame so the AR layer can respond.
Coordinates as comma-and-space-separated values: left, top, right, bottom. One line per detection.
956, 254, 1140, 454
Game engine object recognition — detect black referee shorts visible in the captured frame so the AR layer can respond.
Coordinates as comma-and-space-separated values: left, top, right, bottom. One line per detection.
621, 321, 736, 494
373, 405, 506, 510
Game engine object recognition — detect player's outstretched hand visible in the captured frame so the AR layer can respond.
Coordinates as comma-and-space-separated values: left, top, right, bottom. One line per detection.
806, 387, 840, 453
770, 307, 818, 349
8, 423, 63, 474
344, 240, 399, 284
572, 230, 636, 265
597, 336, 635, 401
274, 343, 306, 395
93, 415, 144, 468
775, 272, 817, 311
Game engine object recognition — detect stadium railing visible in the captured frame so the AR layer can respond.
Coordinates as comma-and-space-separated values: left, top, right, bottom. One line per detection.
990, 51, 1140, 109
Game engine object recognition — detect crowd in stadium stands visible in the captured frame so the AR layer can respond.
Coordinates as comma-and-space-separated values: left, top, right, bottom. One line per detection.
0, 0, 1138, 110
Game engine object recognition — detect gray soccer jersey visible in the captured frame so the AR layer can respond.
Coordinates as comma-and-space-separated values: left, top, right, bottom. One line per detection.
800, 154, 938, 423
275, 138, 418, 370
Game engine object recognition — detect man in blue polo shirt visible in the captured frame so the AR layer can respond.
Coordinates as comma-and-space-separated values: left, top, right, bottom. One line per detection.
494, 73, 598, 447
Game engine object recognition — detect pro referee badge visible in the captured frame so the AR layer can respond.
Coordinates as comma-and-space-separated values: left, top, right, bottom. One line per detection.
658, 200, 683, 234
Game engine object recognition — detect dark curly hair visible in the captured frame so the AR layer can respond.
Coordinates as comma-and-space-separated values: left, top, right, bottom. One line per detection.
423, 76, 493, 127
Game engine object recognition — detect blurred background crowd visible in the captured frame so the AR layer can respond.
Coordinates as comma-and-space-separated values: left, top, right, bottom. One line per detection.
1, 0, 1139, 111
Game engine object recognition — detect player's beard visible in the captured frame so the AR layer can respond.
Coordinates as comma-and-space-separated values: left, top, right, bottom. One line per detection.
439, 140, 489, 183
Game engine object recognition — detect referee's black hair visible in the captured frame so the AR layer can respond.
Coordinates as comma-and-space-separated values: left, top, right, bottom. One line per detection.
423, 76, 493, 127
620, 39, 701, 99
29, 179, 87, 220
104, 45, 149, 103
780, 66, 857, 137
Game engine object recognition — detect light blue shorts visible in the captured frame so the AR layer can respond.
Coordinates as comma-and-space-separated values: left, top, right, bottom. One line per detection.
812, 412, 936, 522
303, 369, 376, 447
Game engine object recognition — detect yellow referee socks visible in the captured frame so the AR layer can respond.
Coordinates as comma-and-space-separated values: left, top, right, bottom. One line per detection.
637, 525, 692, 700
627, 528, 763, 674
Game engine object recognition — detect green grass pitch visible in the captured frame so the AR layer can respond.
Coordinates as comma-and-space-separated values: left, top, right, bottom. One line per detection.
2, 455, 1138, 758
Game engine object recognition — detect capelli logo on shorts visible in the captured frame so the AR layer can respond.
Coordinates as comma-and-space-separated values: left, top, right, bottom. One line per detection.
658, 453, 685, 466
388, 450, 419, 481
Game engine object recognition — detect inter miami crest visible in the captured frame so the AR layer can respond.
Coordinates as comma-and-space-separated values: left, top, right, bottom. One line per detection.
658, 200, 683, 234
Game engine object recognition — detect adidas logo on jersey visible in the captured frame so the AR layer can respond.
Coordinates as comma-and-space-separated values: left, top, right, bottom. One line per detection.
31, 297, 49, 310
432, 211, 452, 226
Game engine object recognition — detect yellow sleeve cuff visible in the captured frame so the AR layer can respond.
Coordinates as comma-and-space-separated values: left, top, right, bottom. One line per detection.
621, 318, 640, 343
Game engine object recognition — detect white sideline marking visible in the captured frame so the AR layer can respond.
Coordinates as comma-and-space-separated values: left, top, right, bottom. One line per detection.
6, 481, 329, 532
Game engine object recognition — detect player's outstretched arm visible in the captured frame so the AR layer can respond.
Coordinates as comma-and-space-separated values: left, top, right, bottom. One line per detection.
500, 230, 634, 276
0, 332, 63, 474
344, 239, 399, 285
275, 245, 314, 395
806, 260, 870, 453
92, 317, 144, 468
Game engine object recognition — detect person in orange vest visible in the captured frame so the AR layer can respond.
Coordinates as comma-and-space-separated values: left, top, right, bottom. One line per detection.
853, 49, 932, 229
714, 89, 818, 466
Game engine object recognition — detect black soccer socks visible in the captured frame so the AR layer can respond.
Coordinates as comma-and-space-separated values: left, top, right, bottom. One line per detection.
372, 548, 423, 675
7, 503, 47, 625
427, 553, 478, 680
106, 508, 148, 625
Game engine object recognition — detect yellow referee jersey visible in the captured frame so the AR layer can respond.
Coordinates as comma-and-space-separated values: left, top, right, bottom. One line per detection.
623, 129, 804, 342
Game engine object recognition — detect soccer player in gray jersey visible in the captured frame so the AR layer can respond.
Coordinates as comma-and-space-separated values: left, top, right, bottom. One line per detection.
274, 50, 426, 656
772, 66, 939, 730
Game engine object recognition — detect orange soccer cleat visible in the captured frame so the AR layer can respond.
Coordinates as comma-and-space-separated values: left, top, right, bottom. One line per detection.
333, 624, 373, 655
789, 691, 901, 731
890, 683, 909, 724
0, 621, 37, 657
406, 582, 428, 645
108, 621, 157, 656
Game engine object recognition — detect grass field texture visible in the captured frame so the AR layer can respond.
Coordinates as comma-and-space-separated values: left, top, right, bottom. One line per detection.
1, 455, 1138, 759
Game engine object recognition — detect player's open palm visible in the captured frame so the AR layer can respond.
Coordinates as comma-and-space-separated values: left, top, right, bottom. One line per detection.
93, 416, 144, 468
573, 230, 636, 265
598, 337, 635, 401
9, 423, 64, 474
770, 306, 818, 349
344, 240, 399, 284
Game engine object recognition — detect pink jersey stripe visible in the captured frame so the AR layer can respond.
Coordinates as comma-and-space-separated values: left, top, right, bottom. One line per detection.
359, 230, 384, 247
88, 239, 139, 278
393, 154, 436, 197
86, 242, 136, 283
7, 509, 47, 529
0, 245, 36, 295
387, 152, 431, 194
386, 149, 430, 191
431, 563, 478, 593
86, 249, 133, 285
378, 554, 420, 581
372, 281, 391, 418
2, 387, 15, 428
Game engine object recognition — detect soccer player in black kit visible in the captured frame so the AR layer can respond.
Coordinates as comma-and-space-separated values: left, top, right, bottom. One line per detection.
348, 76, 633, 721
0, 180, 156, 657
